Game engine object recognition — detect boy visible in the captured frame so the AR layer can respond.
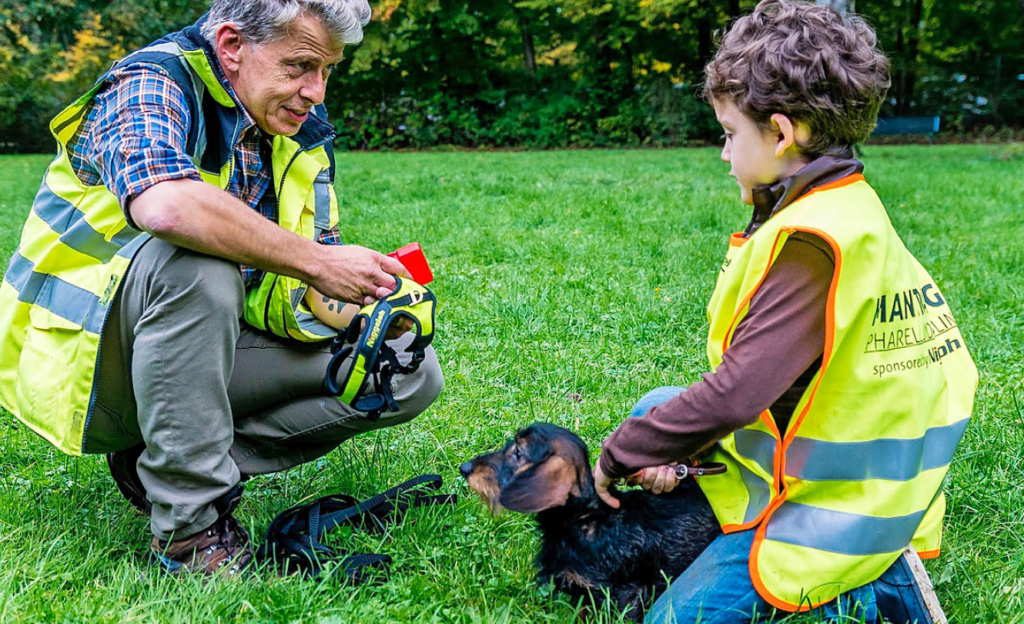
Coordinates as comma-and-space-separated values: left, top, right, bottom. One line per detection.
593, 1, 977, 622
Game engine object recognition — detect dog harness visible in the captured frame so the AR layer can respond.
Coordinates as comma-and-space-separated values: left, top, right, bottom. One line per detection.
325, 277, 436, 420
258, 474, 457, 579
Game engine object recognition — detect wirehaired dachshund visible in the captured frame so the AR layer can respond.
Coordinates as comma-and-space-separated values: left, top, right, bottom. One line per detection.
459, 423, 721, 620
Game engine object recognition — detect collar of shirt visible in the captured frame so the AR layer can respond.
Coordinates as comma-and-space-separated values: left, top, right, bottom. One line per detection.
745, 156, 865, 237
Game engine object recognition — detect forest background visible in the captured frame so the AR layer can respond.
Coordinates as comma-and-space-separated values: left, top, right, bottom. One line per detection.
1, 0, 1023, 152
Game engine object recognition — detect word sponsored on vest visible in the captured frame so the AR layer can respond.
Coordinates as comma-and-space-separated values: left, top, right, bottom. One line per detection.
865, 283, 965, 378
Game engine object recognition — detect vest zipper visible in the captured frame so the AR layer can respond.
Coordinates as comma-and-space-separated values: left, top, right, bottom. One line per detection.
263, 134, 335, 331
81, 236, 152, 453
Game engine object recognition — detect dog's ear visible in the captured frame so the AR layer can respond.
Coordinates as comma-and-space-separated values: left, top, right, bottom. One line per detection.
499, 456, 577, 513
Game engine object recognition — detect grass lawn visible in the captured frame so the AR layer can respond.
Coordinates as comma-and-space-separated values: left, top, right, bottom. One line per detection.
0, 145, 1022, 623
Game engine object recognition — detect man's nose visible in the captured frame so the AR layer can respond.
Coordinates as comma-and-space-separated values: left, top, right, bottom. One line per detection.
459, 462, 474, 478
300, 72, 328, 105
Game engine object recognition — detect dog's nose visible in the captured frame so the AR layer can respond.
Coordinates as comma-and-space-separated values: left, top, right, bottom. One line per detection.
459, 461, 474, 478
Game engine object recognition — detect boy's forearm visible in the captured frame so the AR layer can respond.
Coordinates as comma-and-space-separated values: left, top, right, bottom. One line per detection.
601, 236, 833, 478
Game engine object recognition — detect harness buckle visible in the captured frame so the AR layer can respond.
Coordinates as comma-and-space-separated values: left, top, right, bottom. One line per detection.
408, 290, 424, 306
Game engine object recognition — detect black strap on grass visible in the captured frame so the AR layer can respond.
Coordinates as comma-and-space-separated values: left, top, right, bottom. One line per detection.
257, 474, 457, 581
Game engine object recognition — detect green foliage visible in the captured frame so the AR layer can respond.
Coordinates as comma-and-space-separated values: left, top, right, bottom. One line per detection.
0, 0, 1022, 151
0, 146, 1022, 621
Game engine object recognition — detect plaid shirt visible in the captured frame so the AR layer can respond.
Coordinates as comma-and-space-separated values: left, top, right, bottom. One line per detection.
67, 64, 341, 285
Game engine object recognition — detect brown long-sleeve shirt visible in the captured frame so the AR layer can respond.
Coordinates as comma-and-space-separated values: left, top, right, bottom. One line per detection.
599, 157, 863, 480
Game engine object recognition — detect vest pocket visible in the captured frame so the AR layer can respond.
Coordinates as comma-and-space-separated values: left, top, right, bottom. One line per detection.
18, 313, 90, 453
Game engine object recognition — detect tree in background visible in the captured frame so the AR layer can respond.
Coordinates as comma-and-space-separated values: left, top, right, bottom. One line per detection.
0, 0, 1020, 152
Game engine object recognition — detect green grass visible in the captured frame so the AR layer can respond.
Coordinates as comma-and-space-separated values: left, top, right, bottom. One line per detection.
0, 145, 1022, 623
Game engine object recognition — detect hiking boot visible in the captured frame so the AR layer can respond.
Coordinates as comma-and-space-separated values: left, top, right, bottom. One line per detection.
107, 444, 151, 515
151, 513, 254, 577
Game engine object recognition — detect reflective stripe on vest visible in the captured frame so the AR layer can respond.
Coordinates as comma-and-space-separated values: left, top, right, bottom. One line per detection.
0, 20, 339, 455
698, 174, 978, 611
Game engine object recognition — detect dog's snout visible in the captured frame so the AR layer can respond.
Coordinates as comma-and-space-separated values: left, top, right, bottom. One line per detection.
459, 461, 474, 478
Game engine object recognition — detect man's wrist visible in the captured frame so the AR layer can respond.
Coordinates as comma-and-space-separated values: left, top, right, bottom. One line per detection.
290, 237, 326, 286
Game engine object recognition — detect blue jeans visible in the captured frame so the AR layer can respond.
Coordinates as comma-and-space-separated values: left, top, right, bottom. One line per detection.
629, 387, 928, 624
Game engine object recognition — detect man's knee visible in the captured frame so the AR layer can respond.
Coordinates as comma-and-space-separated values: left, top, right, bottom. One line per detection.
385, 348, 444, 425
137, 240, 244, 321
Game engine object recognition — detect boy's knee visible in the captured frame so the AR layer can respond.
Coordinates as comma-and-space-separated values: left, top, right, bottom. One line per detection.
630, 386, 687, 419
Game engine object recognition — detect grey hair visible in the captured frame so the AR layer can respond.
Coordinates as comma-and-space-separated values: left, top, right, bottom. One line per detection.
200, 0, 372, 47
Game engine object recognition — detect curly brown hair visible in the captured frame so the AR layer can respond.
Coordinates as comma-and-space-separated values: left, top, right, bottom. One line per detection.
704, 0, 890, 157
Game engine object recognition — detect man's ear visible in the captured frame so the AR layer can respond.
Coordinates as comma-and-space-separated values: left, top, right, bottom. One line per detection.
499, 456, 577, 513
215, 23, 245, 73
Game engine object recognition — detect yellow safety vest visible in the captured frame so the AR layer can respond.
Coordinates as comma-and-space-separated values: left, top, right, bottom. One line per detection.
0, 17, 340, 456
698, 174, 977, 611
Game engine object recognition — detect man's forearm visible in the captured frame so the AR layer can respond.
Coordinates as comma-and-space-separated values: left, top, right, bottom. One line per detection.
130, 178, 323, 284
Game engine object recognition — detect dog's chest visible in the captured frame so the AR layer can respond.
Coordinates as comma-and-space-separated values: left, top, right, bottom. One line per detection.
538, 517, 661, 586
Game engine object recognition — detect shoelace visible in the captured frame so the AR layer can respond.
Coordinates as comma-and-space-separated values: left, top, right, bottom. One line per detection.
203, 516, 252, 574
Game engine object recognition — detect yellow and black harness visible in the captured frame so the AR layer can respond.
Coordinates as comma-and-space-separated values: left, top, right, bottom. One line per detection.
324, 277, 436, 420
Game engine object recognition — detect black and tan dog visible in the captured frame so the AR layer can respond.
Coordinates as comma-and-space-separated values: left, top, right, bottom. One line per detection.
459, 423, 721, 620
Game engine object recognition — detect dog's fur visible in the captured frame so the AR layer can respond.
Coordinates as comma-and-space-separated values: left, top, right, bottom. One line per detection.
460, 423, 721, 620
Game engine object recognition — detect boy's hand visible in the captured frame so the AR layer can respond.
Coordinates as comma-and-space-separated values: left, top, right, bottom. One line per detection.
627, 463, 680, 495
593, 461, 620, 509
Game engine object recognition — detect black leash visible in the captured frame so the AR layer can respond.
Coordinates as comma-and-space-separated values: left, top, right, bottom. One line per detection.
257, 474, 457, 580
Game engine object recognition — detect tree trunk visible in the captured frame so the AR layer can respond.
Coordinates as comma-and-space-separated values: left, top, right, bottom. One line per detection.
697, 8, 713, 66
899, 0, 924, 115
729, 0, 740, 19
521, 28, 536, 74
510, 5, 536, 75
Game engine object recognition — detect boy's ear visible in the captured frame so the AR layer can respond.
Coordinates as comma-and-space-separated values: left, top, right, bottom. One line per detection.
770, 113, 814, 159
770, 113, 798, 158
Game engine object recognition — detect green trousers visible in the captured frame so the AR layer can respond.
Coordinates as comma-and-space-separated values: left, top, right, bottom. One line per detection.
86, 238, 444, 540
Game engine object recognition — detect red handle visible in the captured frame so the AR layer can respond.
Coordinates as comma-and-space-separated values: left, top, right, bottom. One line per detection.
387, 242, 434, 285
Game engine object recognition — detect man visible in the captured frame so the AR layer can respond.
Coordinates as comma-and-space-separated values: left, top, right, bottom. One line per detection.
0, 0, 443, 575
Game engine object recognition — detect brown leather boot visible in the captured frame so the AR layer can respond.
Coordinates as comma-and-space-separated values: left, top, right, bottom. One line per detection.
150, 485, 253, 576
151, 513, 254, 576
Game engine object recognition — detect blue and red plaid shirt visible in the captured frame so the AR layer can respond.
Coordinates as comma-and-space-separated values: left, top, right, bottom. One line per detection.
67, 64, 342, 286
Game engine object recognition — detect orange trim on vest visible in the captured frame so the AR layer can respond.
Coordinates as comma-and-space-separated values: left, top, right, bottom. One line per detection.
730, 232, 748, 247
917, 548, 941, 560
748, 226, 844, 612
720, 232, 789, 356
798, 173, 866, 202
780, 227, 841, 449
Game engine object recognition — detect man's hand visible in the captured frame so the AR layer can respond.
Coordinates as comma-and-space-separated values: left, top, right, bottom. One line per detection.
130, 180, 413, 306
593, 460, 621, 509
312, 245, 411, 305
626, 463, 680, 495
